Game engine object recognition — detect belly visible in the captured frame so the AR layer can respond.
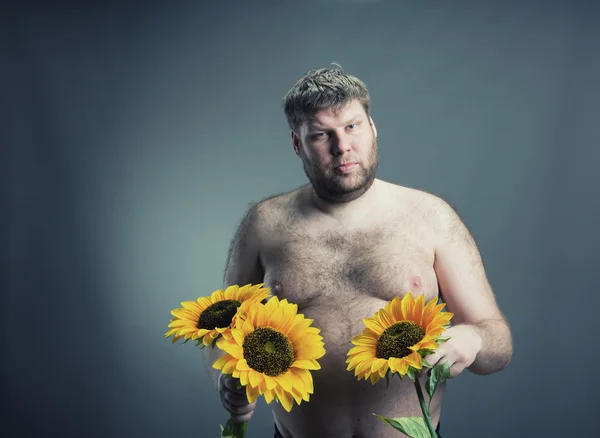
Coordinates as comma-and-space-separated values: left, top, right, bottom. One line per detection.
271, 298, 445, 438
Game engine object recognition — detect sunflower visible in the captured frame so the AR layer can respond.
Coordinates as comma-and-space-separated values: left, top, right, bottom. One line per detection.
165, 283, 271, 347
212, 296, 326, 412
346, 292, 453, 384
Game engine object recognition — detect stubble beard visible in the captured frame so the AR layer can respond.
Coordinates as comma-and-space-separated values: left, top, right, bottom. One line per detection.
301, 138, 379, 204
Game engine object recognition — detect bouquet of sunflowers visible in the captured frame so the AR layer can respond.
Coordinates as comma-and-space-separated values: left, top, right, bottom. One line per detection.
165, 284, 326, 438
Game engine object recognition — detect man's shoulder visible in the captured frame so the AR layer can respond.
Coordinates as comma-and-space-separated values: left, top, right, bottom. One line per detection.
383, 180, 448, 208
242, 185, 306, 229
381, 180, 458, 226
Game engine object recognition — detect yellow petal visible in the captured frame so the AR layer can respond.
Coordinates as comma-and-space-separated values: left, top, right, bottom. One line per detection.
401, 293, 415, 320
212, 354, 231, 370
346, 352, 374, 370
417, 340, 438, 350
290, 386, 303, 405
264, 375, 277, 391
378, 362, 389, 378
388, 357, 401, 373
264, 389, 275, 404
285, 369, 305, 394
371, 358, 388, 374
171, 308, 199, 320
222, 358, 238, 375
249, 369, 262, 387
231, 328, 245, 346
167, 319, 194, 328
242, 319, 255, 337
392, 358, 409, 375
363, 318, 385, 334
211, 290, 225, 302
347, 345, 374, 355
351, 334, 378, 346
294, 343, 326, 360
246, 383, 260, 403
196, 296, 213, 309
355, 358, 375, 376
223, 284, 239, 299
253, 303, 268, 328
236, 359, 251, 372
377, 309, 395, 329
285, 315, 312, 338
292, 359, 321, 370
265, 296, 279, 312
275, 374, 293, 392
292, 368, 313, 394
369, 372, 381, 384
275, 385, 294, 412
181, 301, 202, 314
406, 351, 422, 369
220, 343, 244, 360
413, 296, 425, 325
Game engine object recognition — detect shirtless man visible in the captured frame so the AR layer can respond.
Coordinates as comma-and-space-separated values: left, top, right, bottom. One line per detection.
205, 65, 513, 437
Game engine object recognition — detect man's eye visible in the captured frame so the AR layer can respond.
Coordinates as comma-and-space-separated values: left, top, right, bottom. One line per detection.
347, 124, 357, 129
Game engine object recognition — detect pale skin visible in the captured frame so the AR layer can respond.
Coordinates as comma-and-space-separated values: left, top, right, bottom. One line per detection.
205, 100, 513, 437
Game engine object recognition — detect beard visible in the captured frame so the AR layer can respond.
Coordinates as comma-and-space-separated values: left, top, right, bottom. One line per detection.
300, 137, 379, 204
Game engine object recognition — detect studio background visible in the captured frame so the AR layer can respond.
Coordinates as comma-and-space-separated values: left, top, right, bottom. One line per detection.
4, 1, 599, 437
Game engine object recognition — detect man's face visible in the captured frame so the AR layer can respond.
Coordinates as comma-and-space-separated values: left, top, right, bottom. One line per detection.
292, 99, 378, 203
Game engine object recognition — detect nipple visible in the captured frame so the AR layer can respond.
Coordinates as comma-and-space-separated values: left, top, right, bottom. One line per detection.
272, 280, 283, 295
410, 275, 423, 292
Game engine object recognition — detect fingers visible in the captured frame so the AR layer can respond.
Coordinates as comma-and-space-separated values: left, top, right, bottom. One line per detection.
424, 351, 467, 379
424, 351, 445, 368
222, 397, 256, 423
224, 388, 253, 407
424, 350, 456, 378
449, 362, 467, 378
218, 373, 256, 423
220, 374, 245, 394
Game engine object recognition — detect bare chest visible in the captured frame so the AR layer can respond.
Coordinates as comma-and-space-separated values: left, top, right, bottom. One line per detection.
261, 224, 439, 314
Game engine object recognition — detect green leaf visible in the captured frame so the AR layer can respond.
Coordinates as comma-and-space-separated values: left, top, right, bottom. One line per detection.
373, 414, 431, 438
425, 361, 451, 401
406, 367, 415, 382
385, 371, 390, 388
220, 418, 247, 438
436, 336, 451, 345
418, 349, 435, 358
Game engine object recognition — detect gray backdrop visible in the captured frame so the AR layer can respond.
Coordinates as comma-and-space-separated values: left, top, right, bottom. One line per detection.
5, 0, 600, 437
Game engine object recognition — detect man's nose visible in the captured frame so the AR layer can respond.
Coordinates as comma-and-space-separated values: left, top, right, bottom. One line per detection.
331, 133, 351, 155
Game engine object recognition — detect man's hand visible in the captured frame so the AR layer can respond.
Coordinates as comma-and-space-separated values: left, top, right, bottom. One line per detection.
219, 373, 257, 423
423, 325, 483, 378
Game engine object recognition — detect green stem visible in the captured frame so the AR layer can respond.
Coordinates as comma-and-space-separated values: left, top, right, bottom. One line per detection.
221, 418, 247, 438
413, 379, 437, 438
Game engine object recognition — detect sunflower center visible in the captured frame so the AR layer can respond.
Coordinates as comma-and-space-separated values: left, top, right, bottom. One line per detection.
242, 327, 294, 377
197, 300, 242, 330
375, 321, 425, 360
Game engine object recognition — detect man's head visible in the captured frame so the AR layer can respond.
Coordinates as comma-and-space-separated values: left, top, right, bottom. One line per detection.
283, 64, 378, 203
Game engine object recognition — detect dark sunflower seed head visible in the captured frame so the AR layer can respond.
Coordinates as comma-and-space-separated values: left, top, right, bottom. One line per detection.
197, 299, 242, 330
243, 327, 294, 377
375, 321, 425, 360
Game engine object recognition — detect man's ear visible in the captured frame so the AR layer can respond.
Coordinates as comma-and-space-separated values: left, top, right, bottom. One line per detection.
370, 117, 378, 138
291, 131, 302, 158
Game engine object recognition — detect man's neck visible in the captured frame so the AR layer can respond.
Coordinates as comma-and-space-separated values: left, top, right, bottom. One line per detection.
308, 178, 382, 223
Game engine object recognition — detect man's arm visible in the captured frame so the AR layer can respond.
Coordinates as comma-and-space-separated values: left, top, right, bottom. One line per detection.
428, 196, 513, 376
204, 202, 266, 388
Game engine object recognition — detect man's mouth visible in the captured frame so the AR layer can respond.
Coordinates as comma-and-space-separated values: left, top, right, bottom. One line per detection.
335, 162, 357, 172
